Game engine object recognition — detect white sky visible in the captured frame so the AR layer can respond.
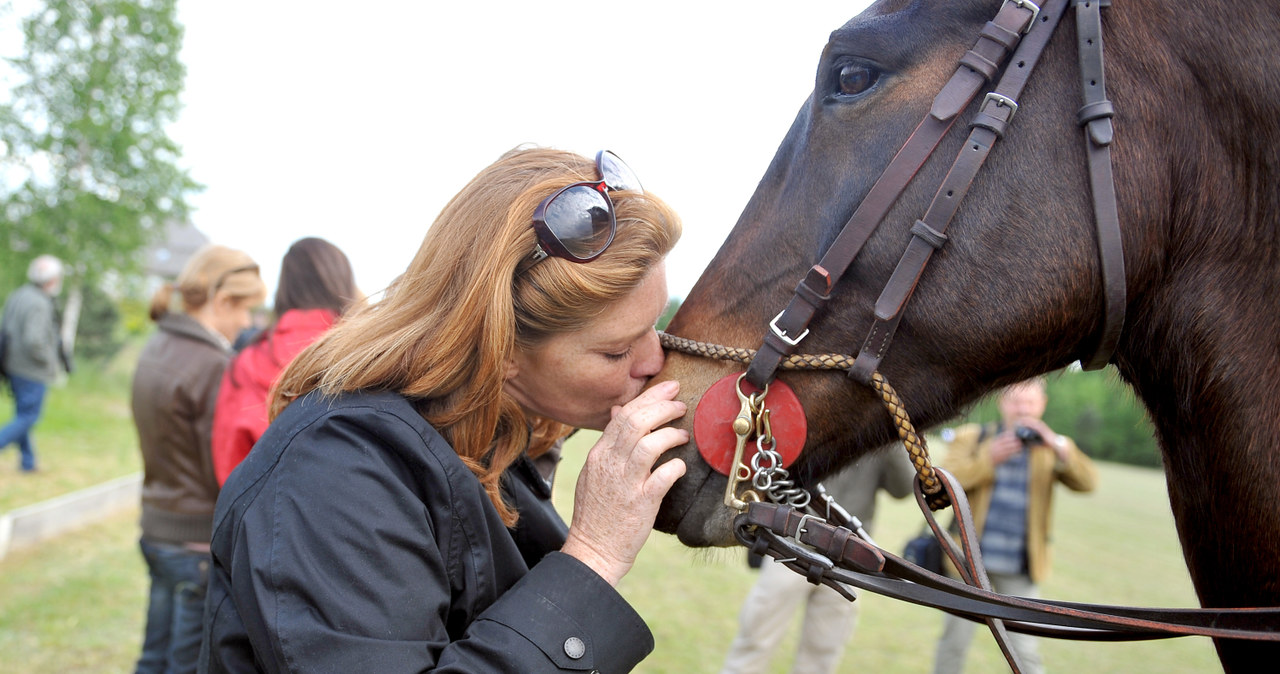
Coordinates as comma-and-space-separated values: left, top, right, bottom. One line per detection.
140, 2, 877, 299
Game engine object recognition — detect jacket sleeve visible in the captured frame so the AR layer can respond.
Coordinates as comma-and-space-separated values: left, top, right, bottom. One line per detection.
939, 424, 995, 491
227, 415, 651, 673
191, 350, 227, 495
210, 363, 265, 486
19, 294, 57, 369
444, 553, 653, 672
1052, 437, 1099, 493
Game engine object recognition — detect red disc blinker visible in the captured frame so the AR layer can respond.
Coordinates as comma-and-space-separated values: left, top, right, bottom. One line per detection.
693, 373, 807, 476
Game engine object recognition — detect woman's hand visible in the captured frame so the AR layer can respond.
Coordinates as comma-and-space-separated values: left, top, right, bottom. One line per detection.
561, 380, 688, 586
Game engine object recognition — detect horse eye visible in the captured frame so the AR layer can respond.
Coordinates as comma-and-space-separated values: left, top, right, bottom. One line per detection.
837, 63, 878, 97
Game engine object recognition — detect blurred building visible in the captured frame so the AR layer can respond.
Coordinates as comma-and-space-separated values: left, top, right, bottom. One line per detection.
142, 220, 209, 280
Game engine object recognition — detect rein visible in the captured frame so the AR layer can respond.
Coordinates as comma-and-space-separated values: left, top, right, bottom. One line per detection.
661, 0, 1279, 668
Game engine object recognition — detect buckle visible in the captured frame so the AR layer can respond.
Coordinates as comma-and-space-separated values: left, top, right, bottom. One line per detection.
769, 311, 810, 347
795, 513, 827, 536
1002, 0, 1040, 33
982, 92, 1019, 123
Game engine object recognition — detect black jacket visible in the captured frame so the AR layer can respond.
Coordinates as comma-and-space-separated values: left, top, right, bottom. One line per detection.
199, 389, 653, 673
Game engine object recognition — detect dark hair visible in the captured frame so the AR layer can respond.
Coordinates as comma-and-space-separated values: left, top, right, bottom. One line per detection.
273, 237, 359, 316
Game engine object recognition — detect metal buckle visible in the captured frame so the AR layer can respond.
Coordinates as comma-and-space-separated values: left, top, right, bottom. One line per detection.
1002, 0, 1040, 33
769, 311, 810, 347
982, 92, 1019, 123
795, 513, 827, 537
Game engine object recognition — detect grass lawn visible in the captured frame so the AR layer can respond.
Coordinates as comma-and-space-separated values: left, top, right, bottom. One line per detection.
0, 340, 142, 512
0, 506, 147, 671
0, 368, 1222, 671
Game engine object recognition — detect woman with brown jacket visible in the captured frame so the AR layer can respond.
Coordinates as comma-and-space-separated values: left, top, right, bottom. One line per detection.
131, 245, 266, 674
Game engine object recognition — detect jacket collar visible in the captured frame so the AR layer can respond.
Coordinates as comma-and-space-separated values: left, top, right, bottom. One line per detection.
158, 312, 231, 352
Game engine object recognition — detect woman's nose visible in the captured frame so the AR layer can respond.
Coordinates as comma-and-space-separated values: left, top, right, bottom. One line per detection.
632, 330, 665, 378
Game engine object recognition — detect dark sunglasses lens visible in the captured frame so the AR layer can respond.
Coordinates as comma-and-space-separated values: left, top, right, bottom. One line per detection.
597, 150, 643, 193
545, 185, 614, 259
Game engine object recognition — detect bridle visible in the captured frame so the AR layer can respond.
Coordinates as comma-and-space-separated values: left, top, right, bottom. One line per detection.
659, 0, 1280, 668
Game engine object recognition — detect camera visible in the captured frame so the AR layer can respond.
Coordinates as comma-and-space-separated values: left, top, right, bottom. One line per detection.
1014, 426, 1043, 445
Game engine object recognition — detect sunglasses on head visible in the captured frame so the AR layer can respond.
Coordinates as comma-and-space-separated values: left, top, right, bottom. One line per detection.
529, 150, 644, 264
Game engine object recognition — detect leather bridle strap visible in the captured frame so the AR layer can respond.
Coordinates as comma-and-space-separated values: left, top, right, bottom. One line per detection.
743, 0, 1041, 390
1074, 0, 1126, 370
849, 0, 1068, 382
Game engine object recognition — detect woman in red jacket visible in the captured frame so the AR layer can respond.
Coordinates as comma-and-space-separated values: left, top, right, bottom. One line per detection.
211, 237, 360, 485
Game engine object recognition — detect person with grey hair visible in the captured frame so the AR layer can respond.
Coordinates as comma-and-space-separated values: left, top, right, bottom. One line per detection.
0, 254, 67, 472
931, 378, 1098, 674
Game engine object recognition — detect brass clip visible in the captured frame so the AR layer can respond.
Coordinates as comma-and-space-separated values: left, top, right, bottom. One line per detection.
724, 373, 768, 511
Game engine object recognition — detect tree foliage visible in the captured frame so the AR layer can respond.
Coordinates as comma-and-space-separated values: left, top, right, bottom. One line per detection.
0, 0, 198, 291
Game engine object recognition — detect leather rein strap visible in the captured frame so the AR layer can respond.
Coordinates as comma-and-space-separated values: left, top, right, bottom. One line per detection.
744, 0, 1125, 391
736, 476, 1280, 643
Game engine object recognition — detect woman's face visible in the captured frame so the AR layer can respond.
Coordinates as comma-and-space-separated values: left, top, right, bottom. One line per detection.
505, 261, 670, 431
209, 293, 257, 342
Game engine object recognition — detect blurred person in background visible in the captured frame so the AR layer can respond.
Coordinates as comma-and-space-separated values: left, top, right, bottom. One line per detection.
200, 147, 685, 672
931, 378, 1098, 674
720, 448, 915, 674
0, 254, 67, 473
211, 237, 361, 485
132, 245, 266, 674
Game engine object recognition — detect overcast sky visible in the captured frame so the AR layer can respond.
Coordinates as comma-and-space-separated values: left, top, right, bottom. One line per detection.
13, 1, 875, 299
168, 1, 882, 300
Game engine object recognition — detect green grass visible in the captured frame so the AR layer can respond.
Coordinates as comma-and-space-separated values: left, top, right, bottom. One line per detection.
0, 340, 142, 512
0, 379, 1222, 673
0, 507, 148, 671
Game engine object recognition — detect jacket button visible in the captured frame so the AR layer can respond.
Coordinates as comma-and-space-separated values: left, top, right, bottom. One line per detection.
563, 636, 586, 659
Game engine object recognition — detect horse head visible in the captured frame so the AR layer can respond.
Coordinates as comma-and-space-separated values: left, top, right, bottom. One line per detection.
652, 2, 1280, 670
652, 0, 1275, 547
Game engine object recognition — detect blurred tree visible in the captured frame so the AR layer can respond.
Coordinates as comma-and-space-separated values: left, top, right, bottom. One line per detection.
73, 282, 126, 362
0, 0, 199, 363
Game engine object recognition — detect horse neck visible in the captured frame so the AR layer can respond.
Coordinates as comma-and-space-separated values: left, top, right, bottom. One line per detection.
1110, 0, 1280, 451
1112, 255, 1280, 606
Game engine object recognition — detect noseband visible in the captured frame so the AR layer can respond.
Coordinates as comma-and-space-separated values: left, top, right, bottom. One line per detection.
661, 0, 1279, 666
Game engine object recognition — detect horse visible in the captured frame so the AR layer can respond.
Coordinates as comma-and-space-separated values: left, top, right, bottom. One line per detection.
649, 0, 1280, 670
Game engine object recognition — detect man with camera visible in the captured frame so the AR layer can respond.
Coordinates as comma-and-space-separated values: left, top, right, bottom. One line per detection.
931, 377, 1098, 674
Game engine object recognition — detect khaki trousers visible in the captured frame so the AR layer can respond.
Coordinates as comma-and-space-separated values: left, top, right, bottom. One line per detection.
931, 572, 1044, 674
720, 559, 860, 674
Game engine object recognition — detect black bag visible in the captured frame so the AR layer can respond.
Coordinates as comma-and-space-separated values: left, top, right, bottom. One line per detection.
903, 531, 944, 574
